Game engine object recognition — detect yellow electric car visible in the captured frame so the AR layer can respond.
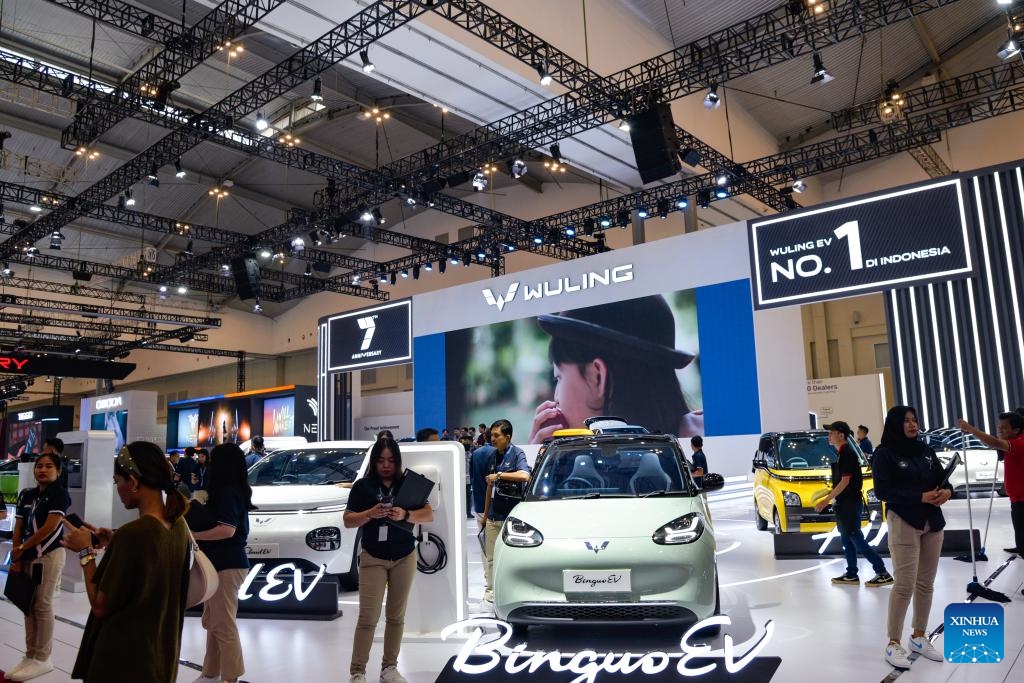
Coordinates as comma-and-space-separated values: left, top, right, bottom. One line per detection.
752, 430, 881, 534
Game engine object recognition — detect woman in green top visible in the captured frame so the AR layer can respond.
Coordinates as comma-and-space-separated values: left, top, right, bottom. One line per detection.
61, 441, 191, 683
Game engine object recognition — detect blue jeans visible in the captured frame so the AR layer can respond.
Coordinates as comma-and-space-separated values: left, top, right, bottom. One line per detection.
836, 502, 886, 577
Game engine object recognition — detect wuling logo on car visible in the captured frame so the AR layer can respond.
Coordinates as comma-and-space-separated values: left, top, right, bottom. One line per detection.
584, 541, 609, 554
253, 517, 273, 526
357, 315, 377, 350
482, 264, 634, 311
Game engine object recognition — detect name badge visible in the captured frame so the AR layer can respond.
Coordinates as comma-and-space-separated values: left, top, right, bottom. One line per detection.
378, 525, 388, 542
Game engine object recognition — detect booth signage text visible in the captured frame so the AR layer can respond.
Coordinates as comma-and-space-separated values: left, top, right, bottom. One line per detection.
17, 411, 34, 421
324, 300, 412, 373
0, 357, 29, 371
749, 178, 973, 309
440, 616, 776, 682
238, 561, 326, 602
95, 396, 123, 410
0, 356, 135, 379
483, 264, 634, 313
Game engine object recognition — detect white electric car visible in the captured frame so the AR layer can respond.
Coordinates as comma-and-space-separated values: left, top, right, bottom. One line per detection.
493, 433, 724, 636
922, 428, 1005, 496
246, 441, 373, 590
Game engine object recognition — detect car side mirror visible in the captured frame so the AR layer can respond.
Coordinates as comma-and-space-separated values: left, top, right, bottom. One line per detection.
702, 472, 725, 491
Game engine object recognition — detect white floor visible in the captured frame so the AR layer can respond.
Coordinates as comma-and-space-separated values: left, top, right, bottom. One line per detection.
2, 489, 1023, 682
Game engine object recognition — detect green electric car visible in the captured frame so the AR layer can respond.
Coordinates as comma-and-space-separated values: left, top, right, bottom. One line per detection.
492, 433, 724, 635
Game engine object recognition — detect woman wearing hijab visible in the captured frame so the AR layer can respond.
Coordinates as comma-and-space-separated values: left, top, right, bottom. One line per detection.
872, 406, 952, 670
528, 295, 702, 443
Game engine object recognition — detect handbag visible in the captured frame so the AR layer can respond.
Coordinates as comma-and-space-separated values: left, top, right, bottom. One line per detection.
185, 525, 220, 608
3, 566, 36, 615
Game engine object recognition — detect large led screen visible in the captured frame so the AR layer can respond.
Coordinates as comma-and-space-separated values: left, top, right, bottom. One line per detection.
445, 290, 702, 443
176, 407, 200, 449
195, 400, 251, 447
5, 420, 43, 459
262, 396, 295, 437
90, 410, 128, 454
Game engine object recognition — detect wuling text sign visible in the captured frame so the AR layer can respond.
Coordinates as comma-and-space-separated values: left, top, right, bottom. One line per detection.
748, 178, 974, 309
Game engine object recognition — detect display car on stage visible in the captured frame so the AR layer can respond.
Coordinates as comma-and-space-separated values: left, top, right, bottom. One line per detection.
493, 433, 724, 635
246, 440, 373, 590
752, 430, 882, 534
921, 427, 1005, 497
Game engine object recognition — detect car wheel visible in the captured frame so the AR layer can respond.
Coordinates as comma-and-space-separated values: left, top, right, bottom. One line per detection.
773, 507, 785, 534
754, 503, 768, 531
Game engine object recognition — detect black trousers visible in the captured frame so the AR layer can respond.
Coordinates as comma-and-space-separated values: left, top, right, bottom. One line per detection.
1011, 500, 1024, 552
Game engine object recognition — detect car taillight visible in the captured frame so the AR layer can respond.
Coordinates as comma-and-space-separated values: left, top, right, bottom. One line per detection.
306, 527, 341, 551
652, 512, 705, 545
501, 516, 543, 547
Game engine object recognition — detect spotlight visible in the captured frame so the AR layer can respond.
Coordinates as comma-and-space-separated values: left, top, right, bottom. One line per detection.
259, 247, 272, 259
390, 271, 397, 285
149, 176, 160, 188
309, 229, 322, 246
471, 172, 488, 191
792, 178, 807, 193
476, 246, 487, 260
400, 269, 408, 278
184, 239, 194, 255
617, 118, 630, 132
360, 49, 375, 73
616, 209, 630, 227
158, 285, 168, 293
564, 225, 576, 237
997, 34, 1021, 61
532, 232, 544, 245
599, 216, 612, 229
174, 159, 186, 178
255, 113, 269, 131
253, 299, 263, 314
535, 59, 552, 86
0, 263, 12, 277
715, 172, 729, 186
424, 262, 432, 272
450, 253, 460, 265
61, 73, 75, 97
715, 186, 729, 199
405, 196, 417, 206
413, 265, 421, 279
372, 208, 385, 225
221, 263, 230, 274
24, 245, 38, 257
438, 259, 446, 273
379, 272, 388, 283
637, 207, 649, 219
550, 143, 562, 163
811, 52, 834, 84
147, 165, 158, 181
125, 189, 136, 207
676, 196, 689, 209
311, 77, 323, 102
351, 274, 360, 284
508, 158, 528, 179
656, 197, 670, 218
697, 189, 712, 208
176, 285, 187, 295
704, 84, 721, 109
30, 203, 43, 213
359, 205, 374, 222
583, 218, 596, 236
463, 250, 472, 267
304, 263, 312, 277
49, 230, 63, 250
291, 236, 305, 252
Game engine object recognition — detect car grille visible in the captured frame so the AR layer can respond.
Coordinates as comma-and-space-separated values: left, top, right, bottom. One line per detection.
512, 603, 688, 622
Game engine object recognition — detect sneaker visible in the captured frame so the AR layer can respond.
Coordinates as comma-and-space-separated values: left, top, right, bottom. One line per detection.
11, 659, 54, 682
192, 676, 221, 683
380, 667, 408, 683
909, 636, 943, 662
7, 657, 32, 678
350, 674, 366, 683
831, 573, 860, 585
866, 572, 894, 587
885, 643, 913, 669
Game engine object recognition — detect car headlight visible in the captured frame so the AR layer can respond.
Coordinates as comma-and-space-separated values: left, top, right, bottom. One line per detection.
502, 516, 543, 547
652, 512, 705, 545
865, 488, 879, 504
781, 490, 801, 507
306, 526, 341, 551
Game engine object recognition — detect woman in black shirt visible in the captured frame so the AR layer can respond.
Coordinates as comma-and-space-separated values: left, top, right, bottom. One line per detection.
873, 406, 951, 670
344, 438, 433, 683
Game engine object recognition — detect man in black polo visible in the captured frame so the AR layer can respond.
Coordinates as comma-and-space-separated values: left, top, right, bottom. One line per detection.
471, 419, 530, 604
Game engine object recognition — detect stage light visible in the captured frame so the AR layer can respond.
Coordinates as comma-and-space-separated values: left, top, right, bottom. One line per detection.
792, 178, 807, 193
508, 158, 527, 179
372, 208, 385, 225
656, 197, 670, 218
400, 269, 408, 279
359, 205, 373, 222
472, 172, 488, 191
259, 247, 272, 259
637, 207, 649, 219
253, 299, 263, 314
535, 59, 552, 86
715, 172, 729, 186
616, 209, 630, 227
811, 52, 834, 84
304, 263, 312, 277
30, 203, 43, 213
311, 77, 323, 102
532, 233, 544, 245
704, 84, 721, 109
255, 113, 269, 131
676, 196, 689, 209
49, 231, 63, 250
379, 272, 387, 283
424, 262, 433, 272
174, 159, 186, 178
184, 239, 194, 255
125, 189, 136, 207
360, 49, 375, 73
438, 259, 446, 273
599, 216, 611, 229
177, 285, 187, 295
697, 189, 712, 208
390, 271, 397, 286
998, 34, 1021, 61
564, 225, 576, 237
618, 118, 630, 132
413, 265, 421, 279
715, 186, 729, 199
309, 230, 322, 246
0, 263, 12, 277
290, 236, 305, 252
159, 285, 168, 293
583, 218, 596, 236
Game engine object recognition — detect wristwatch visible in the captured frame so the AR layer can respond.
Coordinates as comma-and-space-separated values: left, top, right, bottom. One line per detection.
79, 547, 97, 567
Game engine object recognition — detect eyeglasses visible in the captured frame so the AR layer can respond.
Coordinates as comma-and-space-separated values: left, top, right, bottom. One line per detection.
115, 446, 142, 479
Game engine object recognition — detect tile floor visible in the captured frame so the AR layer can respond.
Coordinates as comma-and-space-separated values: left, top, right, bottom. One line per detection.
1, 487, 1022, 682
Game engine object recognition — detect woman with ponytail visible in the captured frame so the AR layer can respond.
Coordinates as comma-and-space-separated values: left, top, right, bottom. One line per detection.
61, 441, 191, 683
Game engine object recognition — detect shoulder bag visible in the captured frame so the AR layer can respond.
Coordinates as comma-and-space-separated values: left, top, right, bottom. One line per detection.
185, 524, 220, 608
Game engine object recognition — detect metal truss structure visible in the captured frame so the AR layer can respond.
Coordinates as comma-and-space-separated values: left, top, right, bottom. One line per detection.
0, 293, 221, 326
0, 312, 209, 342
1, 276, 147, 304
47, 0, 184, 45
62, 0, 285, 149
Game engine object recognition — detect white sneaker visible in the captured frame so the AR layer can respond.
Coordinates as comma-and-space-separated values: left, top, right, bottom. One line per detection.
11, 658, 54, 681
349, 674, 366, 683
885, 643, 913, 669
380, 667, 408, 683
909, 636, 944, 662
192, 676, 221, 683
7, 657, 33, 677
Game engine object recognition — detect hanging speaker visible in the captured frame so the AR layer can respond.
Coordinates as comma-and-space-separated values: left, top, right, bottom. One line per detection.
628, 103, 681, 184
230, 257, 261, 300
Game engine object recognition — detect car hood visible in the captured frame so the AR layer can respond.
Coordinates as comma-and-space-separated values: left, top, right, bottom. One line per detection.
250, 485, 348, 512
513, 497, 706, 539
767, 467, 873, 482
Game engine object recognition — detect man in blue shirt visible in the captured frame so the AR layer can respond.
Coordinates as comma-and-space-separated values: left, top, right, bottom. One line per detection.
471, 419, 530, 603
689, 436, 708, 489
857, 425, 874, 456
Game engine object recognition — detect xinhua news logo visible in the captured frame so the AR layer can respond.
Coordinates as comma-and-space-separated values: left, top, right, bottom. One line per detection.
944, 603, 1003, 663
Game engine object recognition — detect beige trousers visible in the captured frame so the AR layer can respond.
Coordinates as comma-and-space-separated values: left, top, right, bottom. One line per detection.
201, 568, 248, 681
483, 519, 502, 602
886, 511, 944, 642
350, 550, 417, 675
26, 550, 65, 660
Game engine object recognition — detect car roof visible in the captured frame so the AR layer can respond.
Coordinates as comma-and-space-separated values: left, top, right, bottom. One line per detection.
546, 433, 680, 449
763, 430, 829, 438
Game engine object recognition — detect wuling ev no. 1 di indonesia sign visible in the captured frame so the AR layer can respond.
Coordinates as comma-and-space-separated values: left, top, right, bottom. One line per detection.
748, 178, 974, 309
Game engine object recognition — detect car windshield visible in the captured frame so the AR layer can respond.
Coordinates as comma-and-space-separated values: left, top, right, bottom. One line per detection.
777, 434, 867, 469
527, 441, 693, 499
921, 429, 986, 451
248, 447, 367, 486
